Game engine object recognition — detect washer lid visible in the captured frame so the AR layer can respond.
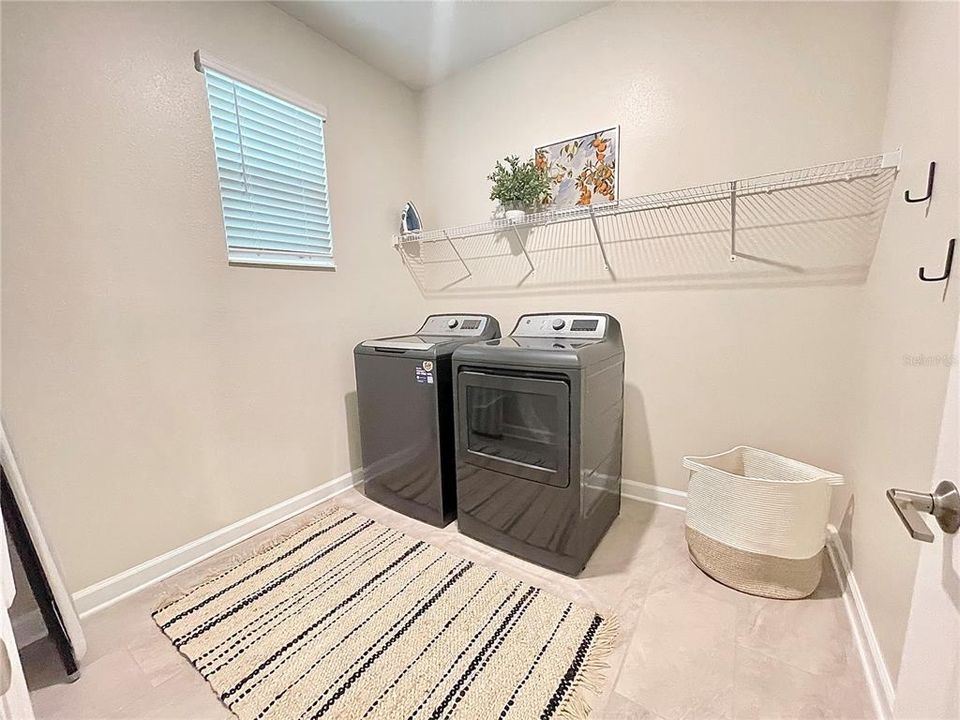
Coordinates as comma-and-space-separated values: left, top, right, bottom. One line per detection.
361, 335, 437, 351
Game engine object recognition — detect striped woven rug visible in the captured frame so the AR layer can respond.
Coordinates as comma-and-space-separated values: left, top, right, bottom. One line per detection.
153, 506, 617, 720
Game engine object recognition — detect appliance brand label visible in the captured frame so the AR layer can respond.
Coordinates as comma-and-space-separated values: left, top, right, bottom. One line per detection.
415, 364, 434, 384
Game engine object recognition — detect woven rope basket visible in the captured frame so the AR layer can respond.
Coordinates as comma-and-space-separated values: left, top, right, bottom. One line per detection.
683, 446, 843, 599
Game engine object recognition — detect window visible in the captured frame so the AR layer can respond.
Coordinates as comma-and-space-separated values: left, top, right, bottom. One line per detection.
196, 52, 333, 268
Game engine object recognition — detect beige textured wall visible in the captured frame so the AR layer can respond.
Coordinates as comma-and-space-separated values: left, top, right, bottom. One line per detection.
2, 1, 954, 690
842, 1, 960, 686
417, 1, 895, 494
413, 0, 960, 687
1, 1, 424, 591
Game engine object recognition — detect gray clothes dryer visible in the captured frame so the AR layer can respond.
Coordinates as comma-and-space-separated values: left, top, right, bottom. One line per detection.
354, 314, 500, 527
452, 313, 624, 575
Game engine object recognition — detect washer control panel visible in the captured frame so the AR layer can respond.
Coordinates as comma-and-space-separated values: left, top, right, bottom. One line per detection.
512, 314, 607, 339
418, 314, 490, 336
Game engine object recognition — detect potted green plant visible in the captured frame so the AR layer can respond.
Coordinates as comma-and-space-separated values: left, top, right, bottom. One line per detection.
487, 155, 551, 222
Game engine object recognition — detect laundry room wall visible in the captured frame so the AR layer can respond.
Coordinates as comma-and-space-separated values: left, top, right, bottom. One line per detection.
841, 0, 960, 691
416, 1, 895, 494
1, 1, 424, 592
413, 0, 960, 696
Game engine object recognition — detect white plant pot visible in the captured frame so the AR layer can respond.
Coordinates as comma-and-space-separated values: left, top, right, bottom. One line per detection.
505, 209, 526, 222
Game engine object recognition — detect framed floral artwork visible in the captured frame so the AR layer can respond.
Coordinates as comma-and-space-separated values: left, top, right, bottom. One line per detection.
535, 126, 619, 208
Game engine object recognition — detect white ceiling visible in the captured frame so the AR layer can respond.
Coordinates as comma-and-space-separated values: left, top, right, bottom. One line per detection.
273, 1, 610, 90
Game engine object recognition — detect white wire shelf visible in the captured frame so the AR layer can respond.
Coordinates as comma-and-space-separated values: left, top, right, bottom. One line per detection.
395, 151, 900, 292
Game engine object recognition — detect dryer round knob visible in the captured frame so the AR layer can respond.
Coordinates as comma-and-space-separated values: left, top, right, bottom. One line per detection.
448, 318, 459, 328
552, 318, 566, 330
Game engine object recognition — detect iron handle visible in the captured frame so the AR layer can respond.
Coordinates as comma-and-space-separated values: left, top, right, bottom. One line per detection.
887, 481, 960, 542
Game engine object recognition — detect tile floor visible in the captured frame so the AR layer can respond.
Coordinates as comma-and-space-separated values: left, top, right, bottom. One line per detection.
20, 489, 875, 719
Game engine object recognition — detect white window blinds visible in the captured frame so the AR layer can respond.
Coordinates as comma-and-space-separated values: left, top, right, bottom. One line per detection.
199, 59, 333, 268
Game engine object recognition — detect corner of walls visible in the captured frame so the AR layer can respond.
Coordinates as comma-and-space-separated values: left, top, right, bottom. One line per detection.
411, 7, 924, 711
837, 0, 960, 695
408, 86, 430, 232
1, 0, 424, 595
71, 470, 364, 618
412, 0, 897, 497
13, 469, 364, 648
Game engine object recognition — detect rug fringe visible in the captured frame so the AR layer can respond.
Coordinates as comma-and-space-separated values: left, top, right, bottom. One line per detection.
555, 614, 621, 720
151, 503, 344, 615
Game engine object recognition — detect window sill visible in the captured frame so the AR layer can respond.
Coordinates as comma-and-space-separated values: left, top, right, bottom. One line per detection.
228, 254, 336, 271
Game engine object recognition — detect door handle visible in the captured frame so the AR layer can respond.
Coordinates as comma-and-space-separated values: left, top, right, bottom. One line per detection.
887, 481, 960, 542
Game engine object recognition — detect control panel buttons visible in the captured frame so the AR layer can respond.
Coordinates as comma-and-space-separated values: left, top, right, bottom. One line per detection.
512, 314, 606, 339
418, 315, 487, 335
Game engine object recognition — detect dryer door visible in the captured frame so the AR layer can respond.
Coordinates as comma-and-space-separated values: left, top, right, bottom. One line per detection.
457, 371, 570, 488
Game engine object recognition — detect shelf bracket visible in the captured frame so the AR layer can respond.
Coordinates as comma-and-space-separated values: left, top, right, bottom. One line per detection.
395, 241, 428, 293
442, 231, 472, 288
511, 227, 536, 274
589, 208, 614, 275
729, 181, 738, 262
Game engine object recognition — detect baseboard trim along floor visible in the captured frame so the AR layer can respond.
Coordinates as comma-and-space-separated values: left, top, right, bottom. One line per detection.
73, 469, 362, 618
620, 478, 689, 510
824, 525, 896, 720
13, 475, 891, 720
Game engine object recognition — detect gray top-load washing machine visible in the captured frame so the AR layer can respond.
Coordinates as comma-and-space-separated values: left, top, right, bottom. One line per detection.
452, 313, 624, 575
354, 314, 500, 527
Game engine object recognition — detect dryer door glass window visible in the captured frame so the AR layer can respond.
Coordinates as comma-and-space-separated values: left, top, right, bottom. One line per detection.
458, 371, 570, 487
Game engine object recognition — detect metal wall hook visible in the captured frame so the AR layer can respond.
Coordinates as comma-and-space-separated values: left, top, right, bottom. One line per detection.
904, 161, 935, 203
918, 237, 955, 282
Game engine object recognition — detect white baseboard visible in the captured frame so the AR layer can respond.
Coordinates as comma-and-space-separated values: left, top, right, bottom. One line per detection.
824, 525, 895, 720
71, 469, 363, 618
21, 473, 676, 635
63, 474, 675, 619
621, 478, 688, 511
16, 469, 890, 720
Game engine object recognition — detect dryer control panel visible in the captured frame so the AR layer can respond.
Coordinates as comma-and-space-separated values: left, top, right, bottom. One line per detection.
511, 314, 608, 339
418, 314, 492, 336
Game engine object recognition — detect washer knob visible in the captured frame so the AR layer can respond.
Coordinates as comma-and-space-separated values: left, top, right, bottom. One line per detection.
447, 318, 459, 329
552, 318, 566, 331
